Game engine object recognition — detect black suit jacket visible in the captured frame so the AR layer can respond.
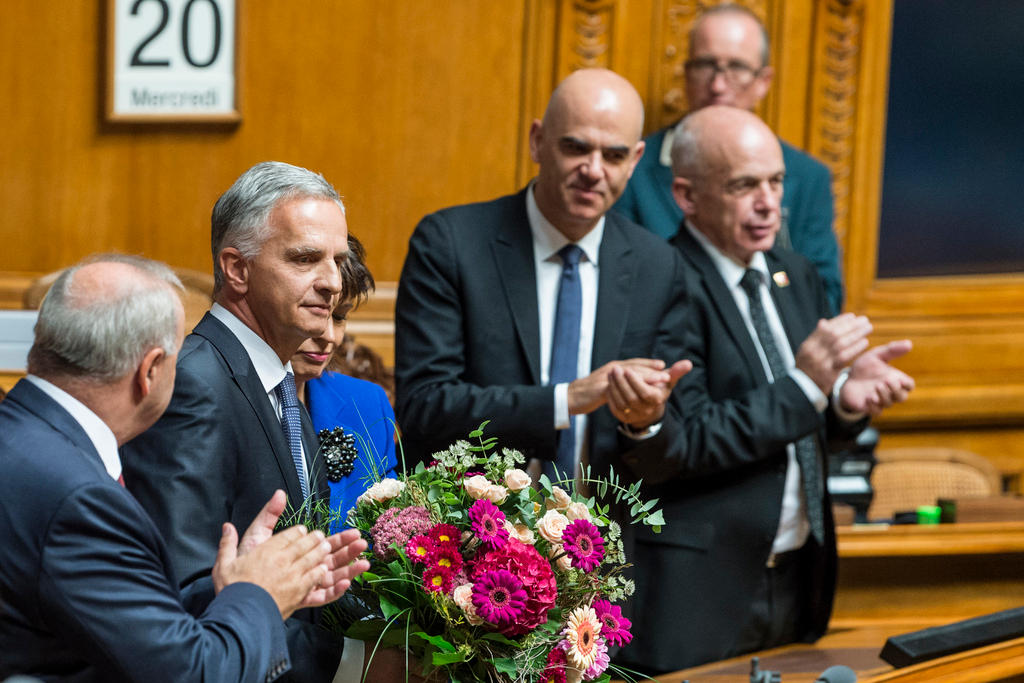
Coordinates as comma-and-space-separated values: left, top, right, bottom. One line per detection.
0, 379, 290, 682
617, 228, 854, 673
122, 312, 340, 682
395, 188, 689, 477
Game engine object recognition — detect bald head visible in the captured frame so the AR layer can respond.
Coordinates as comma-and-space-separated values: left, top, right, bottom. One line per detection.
29, 255, 185, 383
670, 106, 785, 265
530, 69, 647, 239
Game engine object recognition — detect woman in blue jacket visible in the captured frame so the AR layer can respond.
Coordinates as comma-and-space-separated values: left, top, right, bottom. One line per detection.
293, 235, 397, 531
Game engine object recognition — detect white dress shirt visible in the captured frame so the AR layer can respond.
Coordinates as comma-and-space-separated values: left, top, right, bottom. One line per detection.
25, 374, 122, 481
686, 223, 827, 554
526, 186, 602, 472
210, 303, 309, 481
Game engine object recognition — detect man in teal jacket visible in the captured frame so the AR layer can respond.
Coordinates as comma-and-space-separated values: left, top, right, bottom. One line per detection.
615, 3, 843, 314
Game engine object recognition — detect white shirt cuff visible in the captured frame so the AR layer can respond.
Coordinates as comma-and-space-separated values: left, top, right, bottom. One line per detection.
554, 383, 570, 430
789, 368, 828, 413
617, 421, 663, 440
831, 368, 865, 422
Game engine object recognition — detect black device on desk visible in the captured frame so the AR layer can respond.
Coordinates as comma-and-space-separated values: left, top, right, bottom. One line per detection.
827, 427, 878, 523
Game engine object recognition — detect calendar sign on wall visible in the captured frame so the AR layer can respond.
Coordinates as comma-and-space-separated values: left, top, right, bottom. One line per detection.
106, 0, 238, 122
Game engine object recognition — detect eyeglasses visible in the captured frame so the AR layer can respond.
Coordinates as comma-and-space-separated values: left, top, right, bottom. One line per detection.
684, 58, 762, 87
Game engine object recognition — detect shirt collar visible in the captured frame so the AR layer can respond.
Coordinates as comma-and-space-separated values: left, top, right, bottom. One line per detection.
685, 221, 770, 290
209, 303, 292, 394
24, 374, 122, 480
526, 184, 604, 265
659, 126, 675, 167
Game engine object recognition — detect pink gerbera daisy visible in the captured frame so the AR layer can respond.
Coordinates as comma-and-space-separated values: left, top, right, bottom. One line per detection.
471, 569, 526, 626
429, 542, 463, 573
429, 523, 461, 546
561, 605, 602, 671
422, 565, 454, 593
592, 599, 632, 646
404, 534, 433, 563
583, 636, 610, 679
561, 519, 605, 571
468, 499, 509, 550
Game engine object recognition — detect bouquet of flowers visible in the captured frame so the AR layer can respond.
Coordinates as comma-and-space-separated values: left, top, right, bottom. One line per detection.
344, 423, 664, 683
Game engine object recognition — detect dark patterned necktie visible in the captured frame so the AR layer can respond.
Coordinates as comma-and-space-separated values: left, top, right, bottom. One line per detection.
544, 244, 584, 483
275, 372, 310, 500
740, 268, 825, 544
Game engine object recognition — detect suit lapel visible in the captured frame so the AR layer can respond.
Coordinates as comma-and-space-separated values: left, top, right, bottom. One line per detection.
592, 215, 633, 368
674, 230, 765, 384
765, 251, 811, 355
491, 193, 543, 383
192, 313, 307, 505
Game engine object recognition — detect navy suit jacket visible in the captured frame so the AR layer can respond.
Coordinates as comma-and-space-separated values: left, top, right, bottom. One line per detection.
616, 229, 859, 672
122, 312, 341, 682
614, 125, 844, 315
0, 379, 290, 682
394, 188, 690, 479
305, 371, 397, 532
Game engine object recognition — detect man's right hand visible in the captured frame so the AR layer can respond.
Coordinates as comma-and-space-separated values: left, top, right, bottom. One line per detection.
567, 358, 673, 416
795, 313, 873, 393
214, 521, 331, 621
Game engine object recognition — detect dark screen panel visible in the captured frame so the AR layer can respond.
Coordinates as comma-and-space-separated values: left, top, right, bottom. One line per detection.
877, 0, 1024, 278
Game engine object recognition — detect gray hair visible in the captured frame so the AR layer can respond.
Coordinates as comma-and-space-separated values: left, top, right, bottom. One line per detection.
670, 114, 704, 179
690, 3, 771, 68
211, 161, 346, 292
28, 254, 184, 382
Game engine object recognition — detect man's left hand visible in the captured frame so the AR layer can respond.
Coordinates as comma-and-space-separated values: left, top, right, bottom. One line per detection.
839, 340, 915, 416
607, 359, 692, 427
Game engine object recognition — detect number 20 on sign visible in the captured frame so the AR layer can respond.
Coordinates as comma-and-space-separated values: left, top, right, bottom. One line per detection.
106, 0, 238, 122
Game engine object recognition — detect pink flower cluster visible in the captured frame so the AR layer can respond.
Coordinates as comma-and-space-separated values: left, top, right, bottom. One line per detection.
369, 505, 432, 561
405, 522, 465, 594
471, 537, 557, 636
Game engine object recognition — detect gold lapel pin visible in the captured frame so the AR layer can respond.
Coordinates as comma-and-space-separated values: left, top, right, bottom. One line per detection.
772, 271, 790, 287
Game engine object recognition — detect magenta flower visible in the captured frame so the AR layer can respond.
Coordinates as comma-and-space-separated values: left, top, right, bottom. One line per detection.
405, 534, 433, 564
423, 565, 454, 593
560, 519, 605, 571
468, 499, 508, 550
429, 542, 463, 573
471, 569, 526, 626
537, 645, 568, 683
429, 523, 461, 546
592, 599, 632, 646
369, 505, 432, 561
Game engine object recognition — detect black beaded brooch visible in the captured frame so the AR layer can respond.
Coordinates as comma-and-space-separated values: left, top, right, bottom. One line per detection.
318, 427, 357, 482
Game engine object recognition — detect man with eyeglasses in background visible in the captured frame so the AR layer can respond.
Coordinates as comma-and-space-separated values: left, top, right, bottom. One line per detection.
615, 3, 844, 315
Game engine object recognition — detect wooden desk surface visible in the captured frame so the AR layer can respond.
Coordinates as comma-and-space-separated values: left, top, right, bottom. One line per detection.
642, 620, 1024, 683
838, 521, 1024, 557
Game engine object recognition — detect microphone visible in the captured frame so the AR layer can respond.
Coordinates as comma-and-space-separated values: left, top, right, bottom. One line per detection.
816, 665, 857, 682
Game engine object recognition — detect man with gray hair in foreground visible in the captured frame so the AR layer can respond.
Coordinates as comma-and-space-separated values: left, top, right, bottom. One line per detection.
123, 162, 359, 681
0, 254, 369, 682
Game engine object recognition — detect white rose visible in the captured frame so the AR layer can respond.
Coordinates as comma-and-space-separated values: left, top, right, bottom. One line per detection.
537, 509, 569, 544
504, 520, 536, 545
503, 468, 531, 492
463, 475, 492, 500
357, 478, 405, 504
484, 484, 508, 505
549, 543, 573, 572
546, 485, 572, 511
452, 583, 484, 625
565, 502, 591, 521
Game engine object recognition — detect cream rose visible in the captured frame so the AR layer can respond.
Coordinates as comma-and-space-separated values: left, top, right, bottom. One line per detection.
537, 508, 570, 544
463, 474, 492, 500
503, 468, 531, 492
452, 584, 483, 625
546, 485, 572, 511
357, 478, 405, 504
504, 520, 536, 545
565, 502, 591, 521
483, 484, 508, 505
552, 545, 573, 572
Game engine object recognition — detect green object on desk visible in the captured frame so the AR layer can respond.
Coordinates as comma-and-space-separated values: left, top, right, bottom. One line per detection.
917, 505, 941, 525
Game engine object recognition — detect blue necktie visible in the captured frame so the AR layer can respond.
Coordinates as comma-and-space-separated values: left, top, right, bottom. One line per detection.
545, 244, 583, 483
740, 269, 825, 544
275, 372, 310, 500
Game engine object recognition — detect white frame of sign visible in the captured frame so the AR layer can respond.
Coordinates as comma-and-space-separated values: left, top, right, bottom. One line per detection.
105, 0, 240, 123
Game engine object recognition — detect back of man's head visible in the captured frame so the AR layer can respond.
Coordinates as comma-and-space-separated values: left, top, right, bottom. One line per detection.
210, 161, 346, 293
28, 254, 183, 384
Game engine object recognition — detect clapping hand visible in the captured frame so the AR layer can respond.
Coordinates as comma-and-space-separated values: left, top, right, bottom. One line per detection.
839, 340, 915, 416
